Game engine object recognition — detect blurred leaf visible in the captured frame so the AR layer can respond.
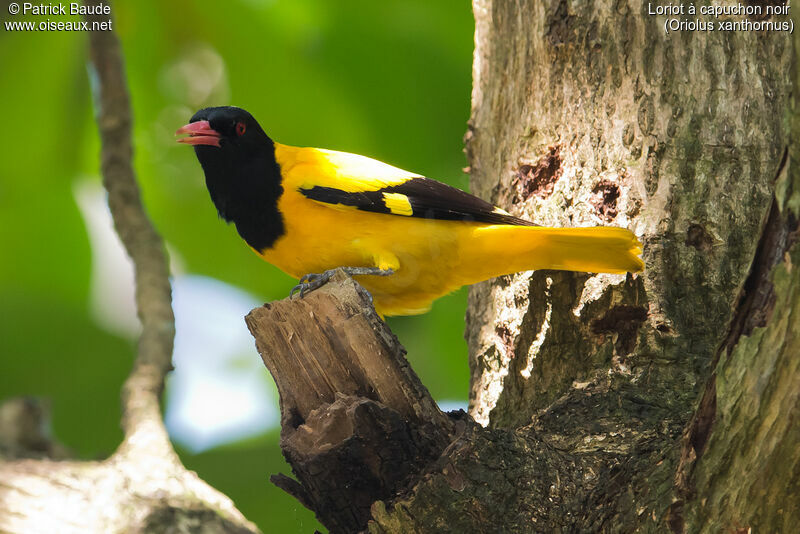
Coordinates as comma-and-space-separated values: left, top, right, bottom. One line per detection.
0, 25, 93, 304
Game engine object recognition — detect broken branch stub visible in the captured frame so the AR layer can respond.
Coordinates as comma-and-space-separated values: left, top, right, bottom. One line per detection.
245, 270, 455, 533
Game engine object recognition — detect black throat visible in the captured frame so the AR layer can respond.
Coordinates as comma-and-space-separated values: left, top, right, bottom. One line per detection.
196, 139, 285, 252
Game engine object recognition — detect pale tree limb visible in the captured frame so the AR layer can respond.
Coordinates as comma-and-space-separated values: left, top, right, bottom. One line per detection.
85, 0, 175, 466
0, 2, 259, 532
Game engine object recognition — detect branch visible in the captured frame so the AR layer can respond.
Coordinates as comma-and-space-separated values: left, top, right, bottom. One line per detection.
247, 271, 451, 430
246, 271, 456, 532
0, 3, 259, 532
85, 0, 174, 459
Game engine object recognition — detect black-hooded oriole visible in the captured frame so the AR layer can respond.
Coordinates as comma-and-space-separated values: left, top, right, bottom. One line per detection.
177, 106, 643, 316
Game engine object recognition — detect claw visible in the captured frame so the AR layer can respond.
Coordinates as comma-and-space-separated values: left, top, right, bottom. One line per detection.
288, 267, 395, 300
290, 270, 333, 299
289, 284, 302, 299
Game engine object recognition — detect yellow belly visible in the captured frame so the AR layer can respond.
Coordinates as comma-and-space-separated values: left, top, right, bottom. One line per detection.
258, 191, 472, 316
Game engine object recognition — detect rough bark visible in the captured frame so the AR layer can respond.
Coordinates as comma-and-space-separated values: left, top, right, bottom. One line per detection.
0, 2, 259, 532
464, 0, 798, 531
245, 272, 456, 533
254, 1, 800, 533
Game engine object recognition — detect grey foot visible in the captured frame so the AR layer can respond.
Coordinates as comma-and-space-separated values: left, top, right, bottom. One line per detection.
290, 267, 394, 299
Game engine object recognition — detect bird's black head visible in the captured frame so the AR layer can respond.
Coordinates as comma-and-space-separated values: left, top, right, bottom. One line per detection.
177, 106, 285, 251
177, 105, 269, 153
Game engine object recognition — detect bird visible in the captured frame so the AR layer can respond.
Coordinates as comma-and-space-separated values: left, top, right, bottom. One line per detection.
177, 106, 643, 317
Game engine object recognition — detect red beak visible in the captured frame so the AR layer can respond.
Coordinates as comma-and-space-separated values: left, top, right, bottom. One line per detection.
176, 120, 221, 147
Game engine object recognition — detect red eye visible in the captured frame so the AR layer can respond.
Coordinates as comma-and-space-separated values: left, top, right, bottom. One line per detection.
235, 121, 246, 136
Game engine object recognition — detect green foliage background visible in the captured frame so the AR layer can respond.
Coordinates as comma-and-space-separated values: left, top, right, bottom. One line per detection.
0, 1, 473, 531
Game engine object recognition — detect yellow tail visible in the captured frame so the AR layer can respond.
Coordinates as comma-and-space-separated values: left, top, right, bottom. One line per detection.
457, 225, 643, 284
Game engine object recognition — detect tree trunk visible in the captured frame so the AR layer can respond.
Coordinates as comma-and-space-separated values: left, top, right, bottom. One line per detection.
257, 1, 800, 532
464, 0, 798, 531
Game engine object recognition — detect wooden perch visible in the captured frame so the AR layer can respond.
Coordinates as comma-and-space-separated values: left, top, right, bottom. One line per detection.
247, 270, 451, 428
246, 271, 456, 533
246, 274, 641, 533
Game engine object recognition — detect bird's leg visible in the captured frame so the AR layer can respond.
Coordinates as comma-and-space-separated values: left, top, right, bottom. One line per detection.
290, 267, 394, 299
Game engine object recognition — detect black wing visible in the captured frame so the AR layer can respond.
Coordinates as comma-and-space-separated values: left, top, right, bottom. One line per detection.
299, 177, 536, 226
